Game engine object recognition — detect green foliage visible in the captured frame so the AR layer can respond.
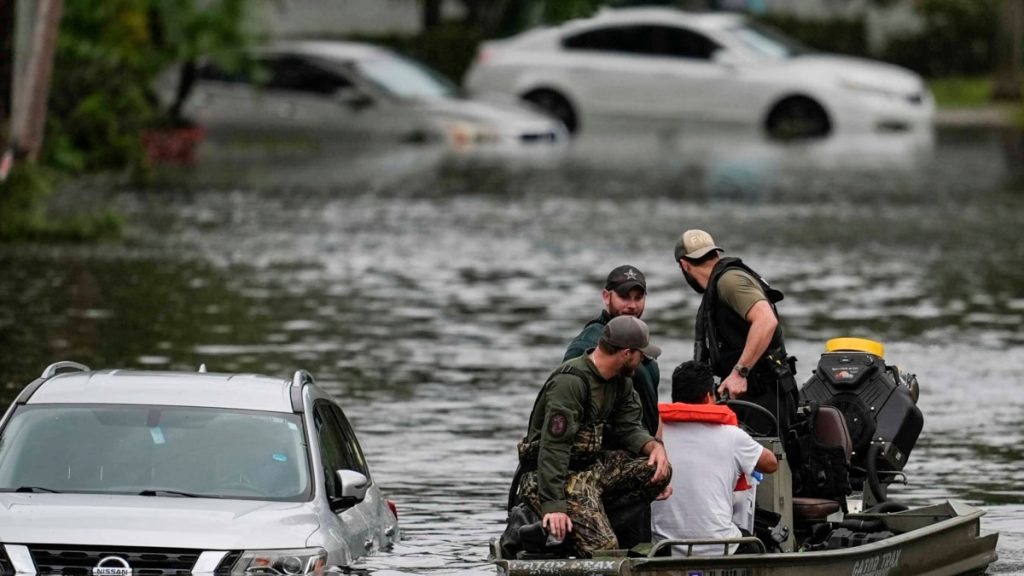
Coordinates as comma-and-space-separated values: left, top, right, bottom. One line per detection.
43, 0, 257, 173
928, 76, 997, 107
349, 23, 484, 84
0, 164, 52, 238
883, 0, 998, 77
539, 0, 605, 24
755, 14, 868, 57
0, 164, 123, 242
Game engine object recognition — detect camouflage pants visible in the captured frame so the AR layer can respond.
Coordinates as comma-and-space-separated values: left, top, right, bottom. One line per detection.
518, 450, 670, 558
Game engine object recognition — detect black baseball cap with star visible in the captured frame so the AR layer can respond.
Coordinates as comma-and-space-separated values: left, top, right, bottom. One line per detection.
605, 265, 646, 296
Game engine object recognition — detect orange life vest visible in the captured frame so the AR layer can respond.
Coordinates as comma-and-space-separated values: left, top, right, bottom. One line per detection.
658, 402, 752, 491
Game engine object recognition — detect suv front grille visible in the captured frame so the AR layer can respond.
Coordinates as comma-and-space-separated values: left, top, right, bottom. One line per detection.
0, 546, 15, 576
29, 546, 200, 576
214, 551, 241, 575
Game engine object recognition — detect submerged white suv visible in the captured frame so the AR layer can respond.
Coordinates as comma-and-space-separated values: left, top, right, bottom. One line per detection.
0, 362, 399, 576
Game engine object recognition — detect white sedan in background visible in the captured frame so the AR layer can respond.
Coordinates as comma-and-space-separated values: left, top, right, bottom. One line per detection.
464, 8, 934, 139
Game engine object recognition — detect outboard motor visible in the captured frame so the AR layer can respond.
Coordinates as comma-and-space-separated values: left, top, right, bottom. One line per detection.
800, 338, 922, 503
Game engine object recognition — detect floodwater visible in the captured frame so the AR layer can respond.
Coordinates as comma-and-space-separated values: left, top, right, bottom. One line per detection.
1, 125, 1022, 574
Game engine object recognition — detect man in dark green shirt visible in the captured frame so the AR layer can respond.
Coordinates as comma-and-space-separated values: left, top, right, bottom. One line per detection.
516, 316, 671, 557
564, 265, 662, 438
563, 265, 662, 549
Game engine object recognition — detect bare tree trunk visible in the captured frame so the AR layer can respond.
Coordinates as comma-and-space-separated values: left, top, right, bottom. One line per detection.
423, 0, 443, 31
993, 0, 1024, 101
10, 0, 62, 161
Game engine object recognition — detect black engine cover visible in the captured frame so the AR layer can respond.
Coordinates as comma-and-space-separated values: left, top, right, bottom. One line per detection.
801, 351, 922, 470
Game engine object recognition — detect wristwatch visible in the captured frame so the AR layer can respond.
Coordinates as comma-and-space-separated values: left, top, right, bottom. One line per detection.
733, 364, 750, 378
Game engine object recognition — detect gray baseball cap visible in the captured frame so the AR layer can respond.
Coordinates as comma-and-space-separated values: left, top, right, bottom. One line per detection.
599, 316, 662, 360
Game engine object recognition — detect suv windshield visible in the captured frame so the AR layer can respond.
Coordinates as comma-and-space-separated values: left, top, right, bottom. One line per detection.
353, 55, 458, 99
727, 22, 811, 59
0, 405, 310, 501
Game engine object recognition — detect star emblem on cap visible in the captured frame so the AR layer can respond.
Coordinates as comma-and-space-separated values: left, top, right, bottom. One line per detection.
624, 269, 638, 280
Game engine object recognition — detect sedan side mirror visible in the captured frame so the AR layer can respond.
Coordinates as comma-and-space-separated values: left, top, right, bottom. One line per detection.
712, 49, 739, 70
334, 87, 373, 110
330, 469, 369, 510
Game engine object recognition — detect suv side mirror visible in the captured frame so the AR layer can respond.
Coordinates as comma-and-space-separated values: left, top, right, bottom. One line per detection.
330, 469, 369, 510
334, 87, 373, 110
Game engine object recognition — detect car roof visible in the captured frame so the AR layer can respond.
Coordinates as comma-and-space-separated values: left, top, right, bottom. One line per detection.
583, 7, 746, 31
26, 370, 298, 413
266, 40, 395, 62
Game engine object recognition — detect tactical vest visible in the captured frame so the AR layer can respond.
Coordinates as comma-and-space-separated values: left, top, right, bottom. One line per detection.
517, 365, 605, 473
695, 257, 788, 382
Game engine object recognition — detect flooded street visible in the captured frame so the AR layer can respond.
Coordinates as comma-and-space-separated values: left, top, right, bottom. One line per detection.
1, 126, 1022, 574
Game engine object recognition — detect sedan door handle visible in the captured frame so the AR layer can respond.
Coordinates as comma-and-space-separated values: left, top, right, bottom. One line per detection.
275, 102, 296, 118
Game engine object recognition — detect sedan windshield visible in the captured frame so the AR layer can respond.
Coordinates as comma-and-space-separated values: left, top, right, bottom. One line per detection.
354, 55, 458, 100
0, 405, 309, 501
727, 22, 811, 59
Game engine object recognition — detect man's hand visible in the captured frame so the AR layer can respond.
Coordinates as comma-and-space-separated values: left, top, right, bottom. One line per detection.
718, 372, 747, 398
542, 512, 573, 541
655, 484, 673, 501
644, 440, 671, 483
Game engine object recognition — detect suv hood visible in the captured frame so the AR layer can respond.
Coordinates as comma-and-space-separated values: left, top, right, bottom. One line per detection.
0, 494, 318, 549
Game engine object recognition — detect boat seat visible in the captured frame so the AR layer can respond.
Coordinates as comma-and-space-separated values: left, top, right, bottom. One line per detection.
812, 405, 853, 461
793, 497, 842, 522
792, 405, 853, 523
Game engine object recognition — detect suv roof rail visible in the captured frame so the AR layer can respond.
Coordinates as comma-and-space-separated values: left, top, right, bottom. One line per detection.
290, 370, 314, 413
41, 361, 91, 379
15, 361, 92, 406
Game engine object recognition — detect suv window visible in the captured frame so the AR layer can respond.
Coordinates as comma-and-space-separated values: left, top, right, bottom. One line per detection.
563, 24, 719, 60
314, 402, 370, 497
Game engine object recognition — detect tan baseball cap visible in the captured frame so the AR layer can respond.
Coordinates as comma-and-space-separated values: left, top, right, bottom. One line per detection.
674, 229, 723, 261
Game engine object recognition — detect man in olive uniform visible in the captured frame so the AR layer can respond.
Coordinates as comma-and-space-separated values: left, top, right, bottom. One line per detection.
516, 316, 672, 558
674, 229, 799, 440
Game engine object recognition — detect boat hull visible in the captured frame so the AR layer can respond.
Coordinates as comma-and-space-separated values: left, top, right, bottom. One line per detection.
493, 501, 998, 576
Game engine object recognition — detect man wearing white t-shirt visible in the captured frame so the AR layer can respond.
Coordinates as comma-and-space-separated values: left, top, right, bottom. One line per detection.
651, 361, 778, 556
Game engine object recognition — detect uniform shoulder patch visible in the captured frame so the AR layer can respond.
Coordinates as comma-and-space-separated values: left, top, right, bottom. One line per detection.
548, 413, 568, 437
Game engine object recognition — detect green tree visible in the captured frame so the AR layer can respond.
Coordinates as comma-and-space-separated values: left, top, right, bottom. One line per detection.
44, 0, 257, 172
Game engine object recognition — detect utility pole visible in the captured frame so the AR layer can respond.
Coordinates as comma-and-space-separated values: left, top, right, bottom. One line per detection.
1, 0, 14, 147
9, 0, 63, 162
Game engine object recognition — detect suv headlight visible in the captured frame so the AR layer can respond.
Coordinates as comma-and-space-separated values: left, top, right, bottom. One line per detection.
231, 548, 327, 576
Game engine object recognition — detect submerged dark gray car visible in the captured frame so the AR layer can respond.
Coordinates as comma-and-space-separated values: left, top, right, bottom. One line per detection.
0, 362, 399, 575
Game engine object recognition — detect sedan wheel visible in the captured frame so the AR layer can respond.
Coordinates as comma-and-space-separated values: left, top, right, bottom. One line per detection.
522, 90, 578, 135
766, 97, 831, 141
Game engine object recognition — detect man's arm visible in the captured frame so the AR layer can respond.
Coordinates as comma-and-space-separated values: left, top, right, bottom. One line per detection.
536, 375, 588, 515
755, 446, 779, 474
719, 300, 778, 397
640, 437, 671, 484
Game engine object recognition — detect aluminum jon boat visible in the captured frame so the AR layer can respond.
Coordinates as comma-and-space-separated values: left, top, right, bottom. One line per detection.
491, 500, 998, 576
491, 339, 999, 576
